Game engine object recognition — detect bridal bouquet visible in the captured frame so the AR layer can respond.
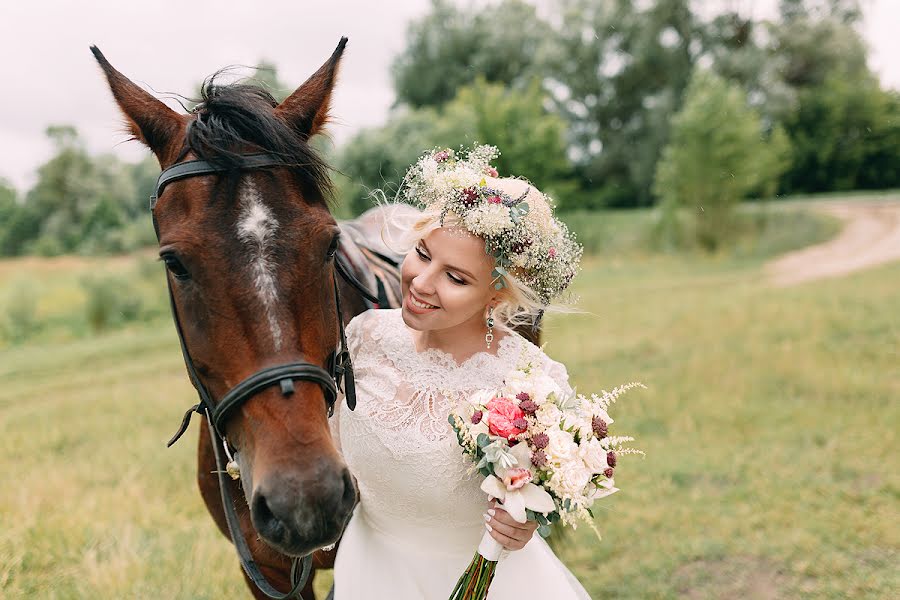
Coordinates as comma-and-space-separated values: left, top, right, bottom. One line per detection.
447, 348, 645, 600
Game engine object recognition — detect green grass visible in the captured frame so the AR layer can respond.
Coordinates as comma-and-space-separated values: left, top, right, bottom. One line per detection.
2, 198, 898, 598
559, 197, 843, 260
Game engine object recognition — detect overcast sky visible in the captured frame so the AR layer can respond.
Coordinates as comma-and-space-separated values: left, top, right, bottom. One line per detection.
1, 0, 897, 192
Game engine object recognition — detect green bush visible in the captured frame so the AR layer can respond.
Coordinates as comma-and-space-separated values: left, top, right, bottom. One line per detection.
80, 274, 144, 333
653, 68, 791, 251
1, 279, 39, 343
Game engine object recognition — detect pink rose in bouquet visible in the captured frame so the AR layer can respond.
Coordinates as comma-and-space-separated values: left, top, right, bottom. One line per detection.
485, 397, 527, 440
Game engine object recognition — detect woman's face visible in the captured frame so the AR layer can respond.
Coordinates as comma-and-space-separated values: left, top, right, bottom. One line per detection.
400, 225, 497, 332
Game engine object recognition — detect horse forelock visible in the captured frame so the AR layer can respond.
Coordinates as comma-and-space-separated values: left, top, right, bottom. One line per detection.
183, 72, 335, 209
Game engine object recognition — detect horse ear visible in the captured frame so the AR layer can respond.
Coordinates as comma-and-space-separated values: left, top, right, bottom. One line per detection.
275, 37, 347, 139
90, 45, 183, 164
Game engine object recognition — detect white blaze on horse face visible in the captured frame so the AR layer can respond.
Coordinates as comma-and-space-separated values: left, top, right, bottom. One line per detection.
236, 177, 283, 351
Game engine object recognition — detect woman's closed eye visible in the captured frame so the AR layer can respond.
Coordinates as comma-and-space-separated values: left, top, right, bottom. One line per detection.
415, 246, 467, 285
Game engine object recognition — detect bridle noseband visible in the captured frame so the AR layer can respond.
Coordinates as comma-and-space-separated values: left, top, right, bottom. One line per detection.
151, 151, 375, 600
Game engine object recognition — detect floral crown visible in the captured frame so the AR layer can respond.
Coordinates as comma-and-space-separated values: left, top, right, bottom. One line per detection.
399, 144, 583, 306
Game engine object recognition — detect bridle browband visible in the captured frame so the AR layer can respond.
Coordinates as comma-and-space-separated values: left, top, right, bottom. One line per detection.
151, 150, 376, 599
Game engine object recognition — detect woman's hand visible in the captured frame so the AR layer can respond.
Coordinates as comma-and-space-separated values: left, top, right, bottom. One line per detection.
483, 498, 538, 551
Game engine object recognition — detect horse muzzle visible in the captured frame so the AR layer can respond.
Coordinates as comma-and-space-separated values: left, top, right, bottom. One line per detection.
250, 461, 357, 556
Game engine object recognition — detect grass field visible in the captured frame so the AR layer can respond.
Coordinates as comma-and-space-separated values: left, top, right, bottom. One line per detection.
1, 200, 898, 598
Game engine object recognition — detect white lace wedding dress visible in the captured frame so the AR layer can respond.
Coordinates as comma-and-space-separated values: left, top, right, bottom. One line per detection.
329, 308, 593, 599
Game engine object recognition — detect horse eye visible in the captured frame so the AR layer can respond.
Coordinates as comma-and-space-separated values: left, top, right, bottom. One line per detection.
161, 253, 191, 280
326, 236, 339, 260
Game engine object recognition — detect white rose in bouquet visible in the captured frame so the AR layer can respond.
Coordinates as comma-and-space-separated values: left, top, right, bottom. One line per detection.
578, 438, 609, 474
530, 373, 564, 406
535, 403, 563, 428
550, 461, 592, 498
544, 428, 578, 464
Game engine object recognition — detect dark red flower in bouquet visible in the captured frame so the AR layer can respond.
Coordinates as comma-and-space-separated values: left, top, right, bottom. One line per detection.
604, 467, 614, 478
531, 432, 549, 449
471, 410, 483, 424
592, 415, 608, 438
518, 399, 538, 415
531, 450, 548, 468
607, 450, 617, 468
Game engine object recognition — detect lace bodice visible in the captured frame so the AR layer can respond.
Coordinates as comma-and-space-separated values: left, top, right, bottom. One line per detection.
329, 308, 574, 551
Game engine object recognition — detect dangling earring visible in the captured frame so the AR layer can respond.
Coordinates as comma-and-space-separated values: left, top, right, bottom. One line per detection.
485, 305, 495, 349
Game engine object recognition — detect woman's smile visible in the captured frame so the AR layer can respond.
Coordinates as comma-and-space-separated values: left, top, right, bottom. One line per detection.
406, 290, 441, 313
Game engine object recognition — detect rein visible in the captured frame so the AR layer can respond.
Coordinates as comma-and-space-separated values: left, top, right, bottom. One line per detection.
151, 151, 373, 599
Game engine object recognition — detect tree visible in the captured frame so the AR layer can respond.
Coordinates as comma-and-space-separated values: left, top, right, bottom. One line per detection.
442, 78, 572, 198
0, 179, 24, 255
764, 7, 894, 193
10, 126, 142, 256
653, 68, 791, 250
247, 59, 292, 103
544, 0, 701, 207
391, 0, 550, 109
782, 74, 900, 193
336, 77, 573, 216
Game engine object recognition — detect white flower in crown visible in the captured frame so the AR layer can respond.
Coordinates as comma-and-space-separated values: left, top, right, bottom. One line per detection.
464, 202, 514, 237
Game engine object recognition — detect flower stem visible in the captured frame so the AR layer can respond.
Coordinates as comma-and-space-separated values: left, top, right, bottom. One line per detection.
448, 552, 498, 600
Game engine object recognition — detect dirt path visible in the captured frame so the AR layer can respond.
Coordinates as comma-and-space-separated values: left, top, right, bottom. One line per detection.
765, 196, 900, 287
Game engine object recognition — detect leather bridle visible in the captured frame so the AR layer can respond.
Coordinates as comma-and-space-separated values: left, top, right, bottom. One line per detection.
151, 151, 378, 599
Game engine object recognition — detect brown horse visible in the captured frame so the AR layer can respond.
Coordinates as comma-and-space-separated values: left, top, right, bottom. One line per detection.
92, 39, 368, 598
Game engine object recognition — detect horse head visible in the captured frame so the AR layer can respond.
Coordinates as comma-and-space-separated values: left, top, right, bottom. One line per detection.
91, 39, 357, 558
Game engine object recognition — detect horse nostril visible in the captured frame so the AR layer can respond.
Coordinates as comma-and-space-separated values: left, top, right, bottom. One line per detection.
251, 491, 284, 538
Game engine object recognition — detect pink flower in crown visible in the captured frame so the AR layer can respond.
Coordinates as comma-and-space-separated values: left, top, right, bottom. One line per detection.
548, 247, 557, 258
433, 149, 451, 163
484, 166, 499, 177
487, 195, 503, 204
486, 397, 527, 440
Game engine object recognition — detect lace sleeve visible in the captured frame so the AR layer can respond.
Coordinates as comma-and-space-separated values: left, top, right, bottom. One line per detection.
329, 309, 375, 456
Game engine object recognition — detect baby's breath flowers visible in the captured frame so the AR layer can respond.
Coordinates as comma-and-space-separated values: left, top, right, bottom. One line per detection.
401, 144, 583, 305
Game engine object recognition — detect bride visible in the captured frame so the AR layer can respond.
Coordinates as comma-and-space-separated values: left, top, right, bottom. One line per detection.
329, 145, 592, 599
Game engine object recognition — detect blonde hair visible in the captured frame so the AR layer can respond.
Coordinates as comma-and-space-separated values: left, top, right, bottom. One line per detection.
371, 176, 584, 333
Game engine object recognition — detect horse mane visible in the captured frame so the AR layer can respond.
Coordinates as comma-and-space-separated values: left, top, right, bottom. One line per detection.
182, 69, 336, 208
